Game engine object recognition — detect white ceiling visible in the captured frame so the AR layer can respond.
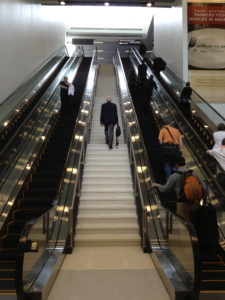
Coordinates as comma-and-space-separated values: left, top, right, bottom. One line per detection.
47, 6, 153, 41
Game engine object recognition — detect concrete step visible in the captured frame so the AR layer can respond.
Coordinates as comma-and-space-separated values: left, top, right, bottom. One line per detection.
84, 165, 130, 172
80, 192, 134, 201
75, 233, 140, 246
85, 157, 129, 163
76, 221, 138, 230
81, 186, 133, 193
87, 144, 127, 149
79, 200, 135, 207
83, 170, 131, 178
85, 160, 129, 166
79, 207, 135, 214
78, 211, 137, 220
82, 178, 132, 185
85, 152, 128, 158
76, 224, 139, 235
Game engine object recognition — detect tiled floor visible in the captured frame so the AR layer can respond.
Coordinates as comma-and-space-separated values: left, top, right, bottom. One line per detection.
47, 246, 171, 300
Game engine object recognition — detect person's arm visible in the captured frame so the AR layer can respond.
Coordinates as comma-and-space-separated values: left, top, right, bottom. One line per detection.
60, 82, 69, 89
158, 129, 163, 144
178, 136, 183, 152
152, 174, 177, 193
206, 149, 213, 156
115, 104, 118, 124
100, 104, 104, 125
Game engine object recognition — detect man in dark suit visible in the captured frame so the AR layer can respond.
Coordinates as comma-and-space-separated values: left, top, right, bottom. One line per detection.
100, 97, 118, 149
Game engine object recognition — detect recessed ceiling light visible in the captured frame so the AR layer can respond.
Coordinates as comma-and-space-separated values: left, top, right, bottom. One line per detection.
104, 2, 110, 6
147, 3, 152, 7
59, 1, 66, 5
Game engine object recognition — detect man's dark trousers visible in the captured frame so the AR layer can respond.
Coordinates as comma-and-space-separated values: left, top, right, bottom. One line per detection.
104, 123, 114, 147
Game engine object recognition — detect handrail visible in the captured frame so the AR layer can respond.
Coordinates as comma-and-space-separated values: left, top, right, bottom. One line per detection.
114, 48, 201, 298
15, 215, 49, 299
130, 47, 225, 203
144, 49, 225, 125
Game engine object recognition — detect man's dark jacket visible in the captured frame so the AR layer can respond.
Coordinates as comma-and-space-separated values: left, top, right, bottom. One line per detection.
100, 102, 118, 124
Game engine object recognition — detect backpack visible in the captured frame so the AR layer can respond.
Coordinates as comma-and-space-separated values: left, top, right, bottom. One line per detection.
176, 170, 203, 202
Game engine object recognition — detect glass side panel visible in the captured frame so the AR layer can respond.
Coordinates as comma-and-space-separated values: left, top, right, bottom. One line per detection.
23, 208, 55, 291
0, 47, 67, 127
158, 207, 195, 283
145, 50, 225, 130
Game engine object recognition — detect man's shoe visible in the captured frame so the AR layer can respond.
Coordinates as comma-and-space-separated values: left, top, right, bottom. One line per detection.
106, 141, 109, 144
109, 144, 113, 149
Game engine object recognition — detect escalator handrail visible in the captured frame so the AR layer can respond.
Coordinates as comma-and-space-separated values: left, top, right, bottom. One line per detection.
143, 49, 225, 125
130, 47, 225, 200
15, 213, 51, 299
115, 49, 201, 296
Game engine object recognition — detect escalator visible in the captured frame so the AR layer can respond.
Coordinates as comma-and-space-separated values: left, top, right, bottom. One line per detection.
122, 58, 176, 213
128, 48, 225, 201
0, 57, 91, 297
121, 56, 225, 299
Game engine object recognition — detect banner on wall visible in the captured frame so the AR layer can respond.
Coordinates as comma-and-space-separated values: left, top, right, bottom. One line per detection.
188, 3, 225, 102
188, 3, 225, 70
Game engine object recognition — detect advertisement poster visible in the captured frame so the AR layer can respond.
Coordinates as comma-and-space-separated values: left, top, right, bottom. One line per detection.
188, 3, 225, 103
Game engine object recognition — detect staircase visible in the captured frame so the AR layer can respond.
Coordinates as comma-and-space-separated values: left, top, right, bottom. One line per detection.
75, 64, 140, 246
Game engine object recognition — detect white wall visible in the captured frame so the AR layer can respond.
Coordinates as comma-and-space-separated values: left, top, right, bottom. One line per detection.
153, 1, 188, 80
0, 0, 65, 103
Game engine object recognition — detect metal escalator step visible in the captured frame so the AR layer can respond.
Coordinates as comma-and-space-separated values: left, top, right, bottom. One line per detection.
18, 199, 52, 210
0, 262, 16, 269
1, 235, 20, 249
0, 292, 16, 296
13, 209, 46, 221
7, 221, 26, 234
23, 190, 56, 198
0, 270, 15, 278
201, 280, 225, 290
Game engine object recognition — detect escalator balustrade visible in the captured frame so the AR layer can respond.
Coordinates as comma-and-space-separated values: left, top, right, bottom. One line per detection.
0, 58, 91, 297
142, 52, 215, 149
0, 57, 68, 152
122, 57, 225, 298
